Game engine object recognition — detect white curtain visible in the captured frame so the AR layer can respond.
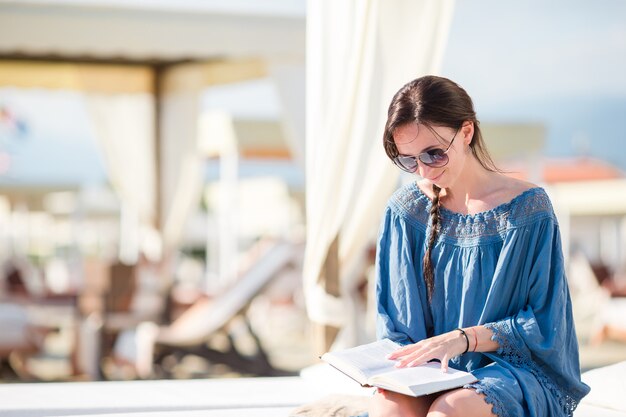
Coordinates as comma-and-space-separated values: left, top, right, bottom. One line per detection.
159, 63, 255, 259
159, 89, 205, 252
304, 0, 455, 347
86, 93, 157, 264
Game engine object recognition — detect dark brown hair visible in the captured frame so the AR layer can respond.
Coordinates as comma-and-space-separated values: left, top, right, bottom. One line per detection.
382, 75, 499, 301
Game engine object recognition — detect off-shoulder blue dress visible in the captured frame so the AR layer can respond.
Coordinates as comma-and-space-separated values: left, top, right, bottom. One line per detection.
375, 182, 590, 417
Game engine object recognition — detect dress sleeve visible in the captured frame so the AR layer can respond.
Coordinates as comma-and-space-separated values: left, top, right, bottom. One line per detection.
375, 206, 431, 345
485, 217, 590, 410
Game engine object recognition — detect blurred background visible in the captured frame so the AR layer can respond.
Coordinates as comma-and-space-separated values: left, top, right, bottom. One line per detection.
0, 0, 625, 384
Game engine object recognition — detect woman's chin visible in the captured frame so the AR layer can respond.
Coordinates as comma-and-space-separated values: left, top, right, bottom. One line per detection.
422, 171, 446, 187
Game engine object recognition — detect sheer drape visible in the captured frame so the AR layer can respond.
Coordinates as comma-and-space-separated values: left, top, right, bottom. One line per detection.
86, 93, 157, 263
87, 83, 210, 263
159, 90, 205, 252
304, 0, 455, 347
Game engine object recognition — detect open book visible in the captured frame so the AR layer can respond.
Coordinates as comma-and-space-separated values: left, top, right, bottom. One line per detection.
321, 338, 477, 397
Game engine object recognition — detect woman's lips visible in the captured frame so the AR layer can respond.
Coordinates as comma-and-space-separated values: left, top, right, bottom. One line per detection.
426, 170, 444, 182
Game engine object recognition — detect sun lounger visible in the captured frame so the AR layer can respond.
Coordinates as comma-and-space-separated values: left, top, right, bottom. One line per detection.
568, 251, 626, 343
115, 239, 299, 378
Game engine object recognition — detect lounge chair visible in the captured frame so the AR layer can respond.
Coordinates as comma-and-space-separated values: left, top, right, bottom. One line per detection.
568, 250, 613, 342
115, 239, 300, 378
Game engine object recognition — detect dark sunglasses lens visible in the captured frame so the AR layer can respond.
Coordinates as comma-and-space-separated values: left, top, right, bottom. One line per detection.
394, 156, 418, 172
418, 149, 448, 167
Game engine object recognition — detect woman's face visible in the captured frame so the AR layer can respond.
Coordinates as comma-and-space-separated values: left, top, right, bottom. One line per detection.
393, 122, 472, 188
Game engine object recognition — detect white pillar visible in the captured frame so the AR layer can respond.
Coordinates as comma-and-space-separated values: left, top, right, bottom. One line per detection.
218, 133, 239, 289
600, 217, 618, 270
268, 61, 305, 169
198, 110, 239, 291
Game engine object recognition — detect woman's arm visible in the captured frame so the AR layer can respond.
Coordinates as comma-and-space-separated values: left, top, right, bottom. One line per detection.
466, 325, 499, 353
376, 206, 430, 345
386, 325, 499, 372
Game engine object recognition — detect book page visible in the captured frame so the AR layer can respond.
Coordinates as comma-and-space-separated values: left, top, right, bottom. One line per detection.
370, 362, 477, 396
322, 339, 401, 382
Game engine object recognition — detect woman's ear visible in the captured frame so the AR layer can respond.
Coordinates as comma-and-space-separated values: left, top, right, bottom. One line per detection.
462, 121, 474, 145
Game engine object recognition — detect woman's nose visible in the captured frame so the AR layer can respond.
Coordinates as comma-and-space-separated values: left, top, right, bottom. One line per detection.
418, 164, 437, 179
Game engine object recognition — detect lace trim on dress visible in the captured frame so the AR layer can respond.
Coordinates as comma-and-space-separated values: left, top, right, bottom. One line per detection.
464, 380, 508, 417
486, 321, 580, 417
390, 184, 555, 245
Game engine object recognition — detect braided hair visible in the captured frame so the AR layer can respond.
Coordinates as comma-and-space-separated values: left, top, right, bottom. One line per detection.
423, 184, 442, 301
382, 75, 499, 301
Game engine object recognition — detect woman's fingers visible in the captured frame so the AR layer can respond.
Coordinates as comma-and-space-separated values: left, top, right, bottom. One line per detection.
387, 331, 461, 370
393, 353, 422, 367
440, 353, 450, 372
392, 344, 448, 369
386, 343, 422, 360
394, 347, 434, 368
406, 357, 429, 368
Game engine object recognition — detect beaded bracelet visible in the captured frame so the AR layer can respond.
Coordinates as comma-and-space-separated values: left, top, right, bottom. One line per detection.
455, 328, 470, 354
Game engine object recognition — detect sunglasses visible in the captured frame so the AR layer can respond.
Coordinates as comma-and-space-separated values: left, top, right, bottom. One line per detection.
392, 127, 460, 173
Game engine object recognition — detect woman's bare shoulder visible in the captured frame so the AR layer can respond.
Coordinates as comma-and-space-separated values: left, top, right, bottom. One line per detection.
504, 177, 539, 197
487, 176, 540, 208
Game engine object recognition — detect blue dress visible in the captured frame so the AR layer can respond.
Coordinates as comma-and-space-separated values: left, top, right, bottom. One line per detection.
375, 182, 590, 417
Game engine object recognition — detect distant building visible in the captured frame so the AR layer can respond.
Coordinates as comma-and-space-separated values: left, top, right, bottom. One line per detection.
481, 123, 626, 282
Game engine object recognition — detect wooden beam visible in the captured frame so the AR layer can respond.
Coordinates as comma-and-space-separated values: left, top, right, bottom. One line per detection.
0, 60, 153, 93
160, 58, 267, 94
313, 234, 341, 356
239, 149, 292, 159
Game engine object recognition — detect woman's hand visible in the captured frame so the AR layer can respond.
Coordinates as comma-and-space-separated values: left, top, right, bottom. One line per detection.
385, 330, 467, 372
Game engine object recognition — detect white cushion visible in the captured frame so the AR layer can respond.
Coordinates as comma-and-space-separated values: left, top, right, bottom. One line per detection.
576, 403, 626, 417
580, 361, 626, 412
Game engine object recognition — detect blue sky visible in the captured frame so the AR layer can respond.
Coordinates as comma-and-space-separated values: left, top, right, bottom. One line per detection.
1, 1, 626, 186
441, 0, 626, 169
443, 0, 626, 103
0, 90, 108, 186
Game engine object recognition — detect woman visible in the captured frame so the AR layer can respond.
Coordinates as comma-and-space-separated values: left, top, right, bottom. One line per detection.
372, 76, 589, 417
